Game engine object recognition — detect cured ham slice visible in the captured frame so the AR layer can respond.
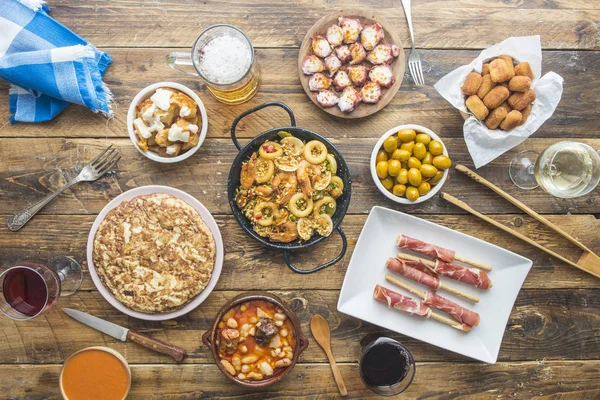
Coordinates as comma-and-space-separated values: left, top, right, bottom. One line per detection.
386, 258, 441, 290
396, 252, 493, 290
373, 285, 430, 317
423, 291, 480, 327
373, 285, 472, 331
434, 260, 492, 290
396, 235, 455, 262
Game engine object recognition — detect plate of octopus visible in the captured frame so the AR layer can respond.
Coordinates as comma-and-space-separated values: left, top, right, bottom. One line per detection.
298, 9, 406, 118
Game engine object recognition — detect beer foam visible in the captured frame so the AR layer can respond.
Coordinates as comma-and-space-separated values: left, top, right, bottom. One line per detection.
198, 35, 252, 84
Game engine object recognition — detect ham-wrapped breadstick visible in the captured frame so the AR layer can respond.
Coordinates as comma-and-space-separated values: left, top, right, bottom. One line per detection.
384, 276, 480, 328
386, 258, 480, 302
423, 291, 480, 327
373, 284, 430, 316
373, 285, 472, 332
396, 234, 492, 271
397, 253, 492, 290
397, 234, 454, 262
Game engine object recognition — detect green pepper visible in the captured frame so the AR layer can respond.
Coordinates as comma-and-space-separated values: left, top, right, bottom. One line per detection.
277, 131, 292, 139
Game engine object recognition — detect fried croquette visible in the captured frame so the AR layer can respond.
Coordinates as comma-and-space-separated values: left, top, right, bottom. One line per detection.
466, 95, 489, 120
508, 76, 532, 92
500, 110, 522, 130
490, 59, 512, 83
508, 89, 536, 110
461, 72, 483, 95
515, 62, 534, 80
483, 85, 510, 109
484, 106, 509, 130
477, 74, 496, 98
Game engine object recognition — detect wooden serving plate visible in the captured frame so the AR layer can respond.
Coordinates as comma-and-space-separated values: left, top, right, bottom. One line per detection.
298, 10, 405, 119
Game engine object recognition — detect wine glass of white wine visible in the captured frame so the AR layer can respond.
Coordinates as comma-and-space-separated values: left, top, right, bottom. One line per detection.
509, 141, 600, 198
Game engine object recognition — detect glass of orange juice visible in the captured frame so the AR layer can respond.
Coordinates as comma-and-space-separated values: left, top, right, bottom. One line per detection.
60, 346, 131, 400
166, 24, 260, 105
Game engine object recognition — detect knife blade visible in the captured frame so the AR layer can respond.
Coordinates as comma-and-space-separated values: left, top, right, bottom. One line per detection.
62, 308, 187, 362
62, 308, 128, 341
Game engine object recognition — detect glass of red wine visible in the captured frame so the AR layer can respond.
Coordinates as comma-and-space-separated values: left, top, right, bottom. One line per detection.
0, 256, 82, 321
359, 337, 416, 396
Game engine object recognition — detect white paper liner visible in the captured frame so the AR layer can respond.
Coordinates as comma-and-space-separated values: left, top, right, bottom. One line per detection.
434, 36, 564, 168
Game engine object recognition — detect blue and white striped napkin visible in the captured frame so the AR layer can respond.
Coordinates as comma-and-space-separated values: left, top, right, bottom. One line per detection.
0, 0, 113, 123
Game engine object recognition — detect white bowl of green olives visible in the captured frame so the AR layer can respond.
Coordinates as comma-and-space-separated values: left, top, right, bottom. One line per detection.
370, 124, 452, 204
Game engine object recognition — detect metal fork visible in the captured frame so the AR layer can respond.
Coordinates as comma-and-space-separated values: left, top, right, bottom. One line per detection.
7, 145, 121, 232
401, 0, 424, 85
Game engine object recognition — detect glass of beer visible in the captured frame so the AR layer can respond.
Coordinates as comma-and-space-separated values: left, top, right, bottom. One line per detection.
509, 141, 600, 198
166, 24, 259, 105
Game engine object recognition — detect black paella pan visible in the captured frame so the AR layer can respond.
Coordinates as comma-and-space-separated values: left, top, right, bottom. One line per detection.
227, 102, 351, 274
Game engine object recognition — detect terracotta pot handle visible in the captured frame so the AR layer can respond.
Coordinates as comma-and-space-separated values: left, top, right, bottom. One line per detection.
202, 329, 213, 348
297, 334, 310, 354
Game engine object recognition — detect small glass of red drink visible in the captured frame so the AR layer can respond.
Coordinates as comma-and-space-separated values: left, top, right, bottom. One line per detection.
0, 256, 82, 321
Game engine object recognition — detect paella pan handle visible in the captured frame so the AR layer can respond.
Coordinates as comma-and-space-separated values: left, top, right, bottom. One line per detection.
230, 102, 297, 151
283, 227, 347, 274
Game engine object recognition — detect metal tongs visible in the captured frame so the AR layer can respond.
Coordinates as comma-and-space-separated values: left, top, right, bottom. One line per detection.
441, 164, 600, 279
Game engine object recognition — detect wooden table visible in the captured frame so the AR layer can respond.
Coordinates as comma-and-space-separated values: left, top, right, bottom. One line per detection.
1, 1, 599, 398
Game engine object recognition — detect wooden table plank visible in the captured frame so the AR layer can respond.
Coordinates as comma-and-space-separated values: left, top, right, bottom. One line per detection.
0, 288, 598, 365
1, 49, 598, 140
2, 214, 599, 291
2, 361, 599, 399
42, 0, 600, 49
1, 138, 599, 216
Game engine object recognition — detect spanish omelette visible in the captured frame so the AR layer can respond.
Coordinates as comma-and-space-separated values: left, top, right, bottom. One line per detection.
93, 193, 216, 313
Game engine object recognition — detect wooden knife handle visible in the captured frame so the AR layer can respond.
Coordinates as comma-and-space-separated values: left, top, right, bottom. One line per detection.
127, 330, 187, 362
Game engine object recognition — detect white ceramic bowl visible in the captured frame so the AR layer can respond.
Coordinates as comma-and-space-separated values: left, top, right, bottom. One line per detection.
86, 185, 224, 321
370, 124, 449, 204
127, 82, 208, 163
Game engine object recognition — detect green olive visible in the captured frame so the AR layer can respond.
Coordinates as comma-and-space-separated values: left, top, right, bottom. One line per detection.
392, 184, 407, 197
419, 164, 438, 178
388, 159, 402, 177
376, 161, 389, 179
413, 142, 427, 160
422, 152, 433, 165
407, 157, 422, 169
429, 171, 445, 186
408, 168, 422, 187
418, 181, 431, 195
392, 149, 411, 162
396, 168, 408, 185
415, 133, 432, 145
397, 129, 417, 142
381, 177, 394, 190
400, 141, 415, 153
429, 140, 444, 156
406, 186, 420, 201
433, 155, 452, 170
376, 149, 389, 163
383, 136, 399, 153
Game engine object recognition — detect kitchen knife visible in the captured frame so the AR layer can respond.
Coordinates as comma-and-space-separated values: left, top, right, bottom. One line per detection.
62, 308, 187, 362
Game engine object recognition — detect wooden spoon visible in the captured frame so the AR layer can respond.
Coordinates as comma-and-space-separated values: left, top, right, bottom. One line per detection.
310, 315, 348, 397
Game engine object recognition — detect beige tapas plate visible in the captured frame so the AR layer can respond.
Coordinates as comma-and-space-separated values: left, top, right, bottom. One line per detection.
298, 9, 405, 119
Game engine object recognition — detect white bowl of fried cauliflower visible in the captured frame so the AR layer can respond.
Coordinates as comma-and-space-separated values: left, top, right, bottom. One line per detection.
127, 82, 208, 163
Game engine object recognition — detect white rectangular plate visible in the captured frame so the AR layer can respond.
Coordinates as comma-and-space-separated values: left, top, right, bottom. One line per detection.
337, 206, 532, 363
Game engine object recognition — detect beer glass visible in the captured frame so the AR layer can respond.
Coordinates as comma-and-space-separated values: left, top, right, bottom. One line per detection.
166, 24, 260, 105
